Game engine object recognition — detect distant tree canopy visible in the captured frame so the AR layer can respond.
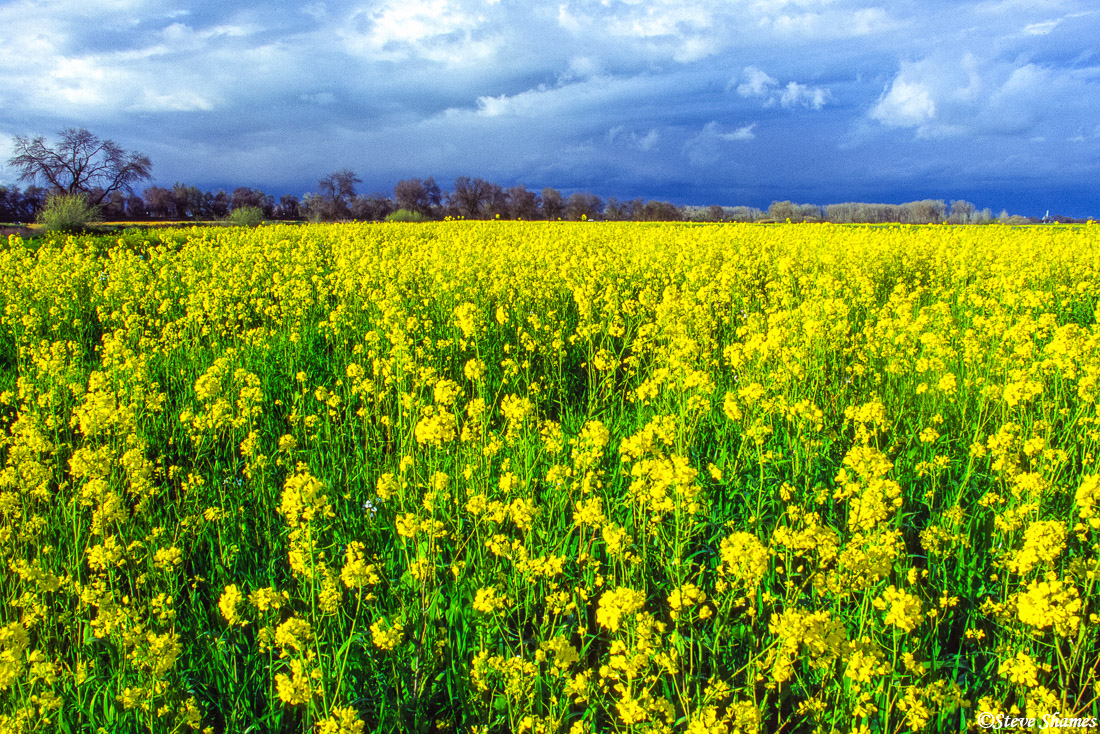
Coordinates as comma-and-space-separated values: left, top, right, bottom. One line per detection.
350, 194, 394, 222
0, 185, 47, 222
506, 186, 539, 220
2, 136, 1042, 226
565, 192, 603, 221
394, 178, 442, 217
450, 177, 495, 219
822, 199, 993, 225
305, 170, 361, 221
8, 128, 152, 206
2, 176, 1034, 225
541, 188, 565, 220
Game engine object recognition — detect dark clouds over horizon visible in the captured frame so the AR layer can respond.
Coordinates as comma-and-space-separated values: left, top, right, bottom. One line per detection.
1, 0, 1098, 217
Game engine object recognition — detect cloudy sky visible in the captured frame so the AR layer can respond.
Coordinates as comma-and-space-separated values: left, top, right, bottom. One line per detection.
1, 0, 1098, 216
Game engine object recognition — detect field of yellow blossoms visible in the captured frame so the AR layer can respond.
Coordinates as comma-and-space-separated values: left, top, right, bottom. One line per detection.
0, 221, 1098, 733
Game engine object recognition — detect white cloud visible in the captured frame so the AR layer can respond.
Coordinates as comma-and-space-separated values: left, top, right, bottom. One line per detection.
560, 56, 602, 82
871, 79, 936, 128
753, 3, 897, 39
0, 0, 1096, 215
339, 0, 498, 65
549, 0, 900, 69
636, 129, 660, 150
725, 124, 757, 141
129, 90, 214, 112
605, 2, 710, 39
556, 3, 584, 33
24, 50, 219, 114
462, 73, 671, 124
609, 126, 660, 151
674, 37, 718, 63
780, 81, 827, 109
1024, 19, 1059, 34
161, 22, 254, 46
850, 7, 893, 35
870, 50, 1100, 140
475, 93, 517, 117
734, 66, 827, 109
49, 57, 109, 106
554, 0, 721, 64
683, 120, 755, 166
736, 66, 778, 97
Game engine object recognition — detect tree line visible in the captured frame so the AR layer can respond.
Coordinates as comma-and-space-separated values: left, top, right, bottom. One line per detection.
0, 179, 1048, 226
4, 127, 1068, 226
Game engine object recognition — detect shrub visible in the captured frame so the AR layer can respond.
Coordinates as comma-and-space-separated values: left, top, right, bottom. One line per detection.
227, 206, 264, 227
37, 193, 102, 233
385, 208, 428, 223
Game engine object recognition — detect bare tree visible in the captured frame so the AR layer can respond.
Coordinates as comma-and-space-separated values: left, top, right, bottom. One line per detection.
641, 200, 682, 221
173, 183, 206, 219
0, 186, 43, 222
768, 201, 797, 221
207, 191, 231, 219
451, 177, 494, 219
232, 187, 271, 214
143, 186, 177, 219
394, 177, 441, 217
277, 195, 300, 220
8, 128, 152, 206
350, 194, 395, 221
947, 199, 977, 224
604, 197, 625, 221
565, 192, 603, 221
484, 182, 508, 219
318, 170, 361, 214
540, 188, 564, 220
506, 186, 539, 220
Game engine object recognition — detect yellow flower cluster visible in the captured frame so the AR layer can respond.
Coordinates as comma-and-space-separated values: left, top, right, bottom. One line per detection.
279, 470, 334, 528
472, 586, 508, 614
370, 619, 404, 651
315, 706, 365, 734
1, 220, 1098, 732
874, 585, 924, 633
1015, 574, 1083, 636
1007, 520, 1066, 575
596, 587, 646, 632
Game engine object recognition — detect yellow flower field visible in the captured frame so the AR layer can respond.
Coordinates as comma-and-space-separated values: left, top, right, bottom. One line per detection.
0, 221, 1098, 733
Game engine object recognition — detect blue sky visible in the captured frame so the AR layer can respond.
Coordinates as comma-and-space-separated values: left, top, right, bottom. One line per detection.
1, 0, 1098, 216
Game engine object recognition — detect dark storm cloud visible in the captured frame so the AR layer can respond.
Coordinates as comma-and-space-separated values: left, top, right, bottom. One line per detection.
0, 0, 1097, 215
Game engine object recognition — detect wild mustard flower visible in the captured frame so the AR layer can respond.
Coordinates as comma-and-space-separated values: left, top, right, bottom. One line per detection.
573, 497, 605, 527
1000, 651, 1041, 688
668, 583, 707, 620
874, 585, 924, 633
315, 706, 366, 734
3, 221, 1098, 731
370, 619, 404, 651
719, 532, 769, 588
1007, 520, 1066, 575
1076, 474, 1100, 530
218, 584, 243, 626
275, 617, 313, 655
1016, 573, 1082, 636
596, 587, 646, 632
278, 470, 333, 528
472, 586, 508, 614
275, 657, 321, 706
414, 407, 458, 445
341, 541, 380, 589
249, 586, 287, 615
